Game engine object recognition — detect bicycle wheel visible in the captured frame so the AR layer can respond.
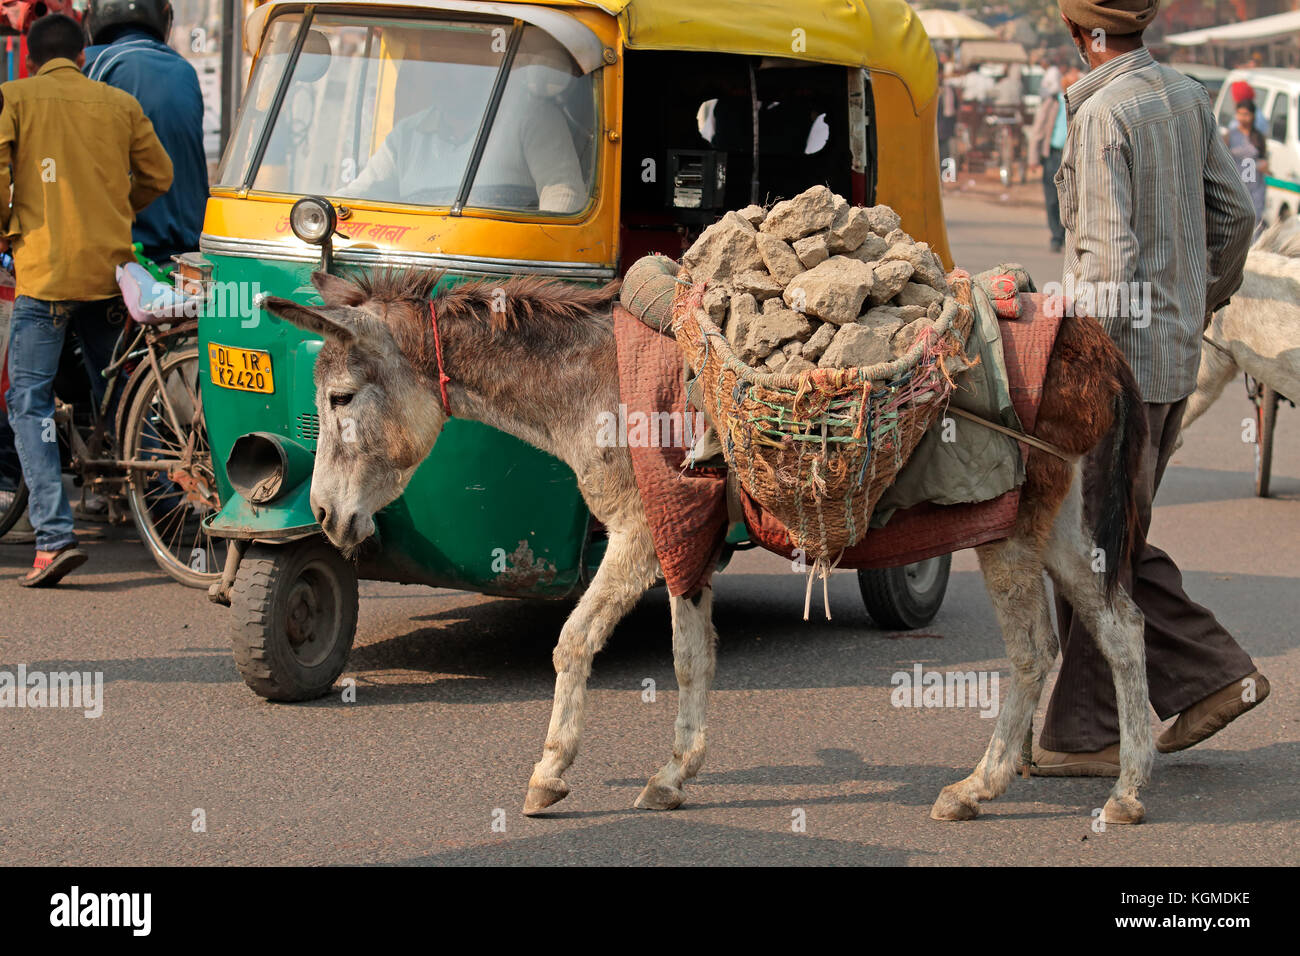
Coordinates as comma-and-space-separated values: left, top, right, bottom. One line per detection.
122, 347, 226, 587
0, 478, 28, 539
1255, 386, 1278, 498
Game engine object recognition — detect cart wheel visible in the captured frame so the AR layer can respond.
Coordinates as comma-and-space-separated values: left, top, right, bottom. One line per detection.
858, 554, 951, 630
1255, 386, 1278, 498
0, 479, 28, 539
229, 540, 359, 701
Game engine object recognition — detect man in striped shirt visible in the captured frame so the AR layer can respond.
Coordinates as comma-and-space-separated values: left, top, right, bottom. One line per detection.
1032, 0, 1271, 775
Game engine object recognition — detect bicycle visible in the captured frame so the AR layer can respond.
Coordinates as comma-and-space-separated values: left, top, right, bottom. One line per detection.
0, 251, 226, 587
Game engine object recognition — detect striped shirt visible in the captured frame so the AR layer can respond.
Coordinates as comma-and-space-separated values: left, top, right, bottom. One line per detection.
1054, 47, 1255, 403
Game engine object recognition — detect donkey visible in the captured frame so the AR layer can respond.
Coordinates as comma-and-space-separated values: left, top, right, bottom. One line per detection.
1181, 215, 1300, 435
262, 268, 1154, 824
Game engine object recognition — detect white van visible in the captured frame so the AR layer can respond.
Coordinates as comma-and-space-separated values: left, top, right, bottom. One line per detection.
1212, 68, 1300, 222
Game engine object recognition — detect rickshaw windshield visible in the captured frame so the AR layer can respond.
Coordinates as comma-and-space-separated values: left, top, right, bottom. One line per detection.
216, 13, 598, 217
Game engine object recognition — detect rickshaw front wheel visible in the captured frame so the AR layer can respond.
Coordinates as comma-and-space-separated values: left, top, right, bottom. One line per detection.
229, 539, 358, 702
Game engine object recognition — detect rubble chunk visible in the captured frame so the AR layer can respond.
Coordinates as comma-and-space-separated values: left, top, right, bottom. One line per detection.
895, 280, 944, 309
744, 306, 813, 360
865, 204, 902, 236
756, 233, 804, 285
733, 270, 786, 300
681, 211, 764, 283
844, 233, 889, 264
819, 323, 894, 369
784, 256, 875, 325
802, 323, 837, 362
760, 185, 838, 242
826, 204, 873, 254
868, 260, 914, 304
882, 241, 949, 290
792, 233, 830, 269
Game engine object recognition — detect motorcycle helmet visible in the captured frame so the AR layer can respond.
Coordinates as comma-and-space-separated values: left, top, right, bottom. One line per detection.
83, 0, 173, 45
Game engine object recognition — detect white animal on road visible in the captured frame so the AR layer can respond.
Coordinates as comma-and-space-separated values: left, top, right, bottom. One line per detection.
1183, 217, 1300, 433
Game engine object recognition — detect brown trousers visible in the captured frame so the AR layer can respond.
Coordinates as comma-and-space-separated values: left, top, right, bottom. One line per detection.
1040, 398, 1257, 751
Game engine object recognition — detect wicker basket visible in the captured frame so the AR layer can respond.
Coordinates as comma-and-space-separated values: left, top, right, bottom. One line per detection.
671, 270, 975, 561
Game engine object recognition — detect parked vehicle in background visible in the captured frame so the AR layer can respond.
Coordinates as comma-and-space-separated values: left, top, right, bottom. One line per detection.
1213, 68, 1300, 221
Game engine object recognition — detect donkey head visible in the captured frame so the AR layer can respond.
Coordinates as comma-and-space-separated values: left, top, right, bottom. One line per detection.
261, 272, 445, 552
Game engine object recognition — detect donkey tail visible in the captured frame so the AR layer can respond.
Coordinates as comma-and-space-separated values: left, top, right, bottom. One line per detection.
1093, 359, 1148, 597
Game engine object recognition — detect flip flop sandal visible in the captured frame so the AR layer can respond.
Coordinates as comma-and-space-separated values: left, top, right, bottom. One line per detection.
20, 547, 88, 588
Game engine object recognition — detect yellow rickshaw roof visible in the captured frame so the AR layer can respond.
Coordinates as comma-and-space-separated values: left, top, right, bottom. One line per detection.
582, 0, 936, 106
245, 0, 937, 107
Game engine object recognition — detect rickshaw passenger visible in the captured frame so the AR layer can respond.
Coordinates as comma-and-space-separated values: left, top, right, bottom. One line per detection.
341, 61, 586, 213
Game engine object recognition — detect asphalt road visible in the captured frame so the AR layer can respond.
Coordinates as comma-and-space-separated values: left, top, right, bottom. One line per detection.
1, 193, 1296, 866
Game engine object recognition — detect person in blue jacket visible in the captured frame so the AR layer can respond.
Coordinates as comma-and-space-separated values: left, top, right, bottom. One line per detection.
82, 0, 207, 262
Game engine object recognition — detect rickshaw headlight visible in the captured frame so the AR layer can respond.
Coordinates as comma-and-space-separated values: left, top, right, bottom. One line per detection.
290, 196, 336, 245
226, 432, 315, 505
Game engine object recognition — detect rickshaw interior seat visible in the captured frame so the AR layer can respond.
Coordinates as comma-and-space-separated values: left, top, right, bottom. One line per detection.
616, 51, 865, 271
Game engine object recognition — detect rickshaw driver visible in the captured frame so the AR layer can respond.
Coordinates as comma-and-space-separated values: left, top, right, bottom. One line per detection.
340, 59, 585, 213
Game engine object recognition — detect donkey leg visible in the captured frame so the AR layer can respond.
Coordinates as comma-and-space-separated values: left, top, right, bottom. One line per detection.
1043, 473, 1153, 825
523, 527, 659, 815
635, 587, 719, 810
931, 537, 1058, 821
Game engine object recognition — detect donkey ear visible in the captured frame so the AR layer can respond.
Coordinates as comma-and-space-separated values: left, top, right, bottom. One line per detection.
311, 271, 367, 307
261, 296, 357, 343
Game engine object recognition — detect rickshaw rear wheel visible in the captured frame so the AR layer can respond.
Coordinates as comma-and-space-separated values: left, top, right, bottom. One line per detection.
229, 540, 359, 702
858, 554, 951, 630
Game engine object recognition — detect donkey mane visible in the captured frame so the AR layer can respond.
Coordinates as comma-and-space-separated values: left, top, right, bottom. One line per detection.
434, 274, 621, 333
351, 267, 619, 331
346, 267, 621, 369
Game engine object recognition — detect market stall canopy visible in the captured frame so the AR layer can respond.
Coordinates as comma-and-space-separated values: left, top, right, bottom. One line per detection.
959, 40, 1028, 64
915, 8, 995, 41
245, 0, 940, 106
1167, 11, 1300, 48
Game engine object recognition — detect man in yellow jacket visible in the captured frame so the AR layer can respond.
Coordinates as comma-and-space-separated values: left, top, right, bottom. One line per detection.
0, 13, 173, 587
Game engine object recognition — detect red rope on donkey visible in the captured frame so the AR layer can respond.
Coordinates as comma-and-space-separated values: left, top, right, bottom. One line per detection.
427, 300, 453, 416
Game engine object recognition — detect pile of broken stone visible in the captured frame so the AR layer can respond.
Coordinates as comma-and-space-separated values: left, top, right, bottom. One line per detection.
680, 185, 951, 376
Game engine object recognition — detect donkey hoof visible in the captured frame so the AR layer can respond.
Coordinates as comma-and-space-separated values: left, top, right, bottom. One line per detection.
523, 778, 570, 816
930, 786, 980, 821
634, 780, 685, 811
1102, 793, 1145, 825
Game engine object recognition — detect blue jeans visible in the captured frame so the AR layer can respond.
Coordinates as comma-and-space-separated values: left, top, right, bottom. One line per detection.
1042, 147, 1065, 247
4, 296, 125, 551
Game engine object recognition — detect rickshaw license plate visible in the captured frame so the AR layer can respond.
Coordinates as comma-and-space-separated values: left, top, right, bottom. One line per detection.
209, 344, 274, 394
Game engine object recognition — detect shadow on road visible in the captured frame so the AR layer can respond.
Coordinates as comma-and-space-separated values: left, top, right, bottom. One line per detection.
393, 815, 920, 866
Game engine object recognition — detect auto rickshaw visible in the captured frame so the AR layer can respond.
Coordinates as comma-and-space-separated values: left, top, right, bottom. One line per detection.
196, 0, 956, 700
